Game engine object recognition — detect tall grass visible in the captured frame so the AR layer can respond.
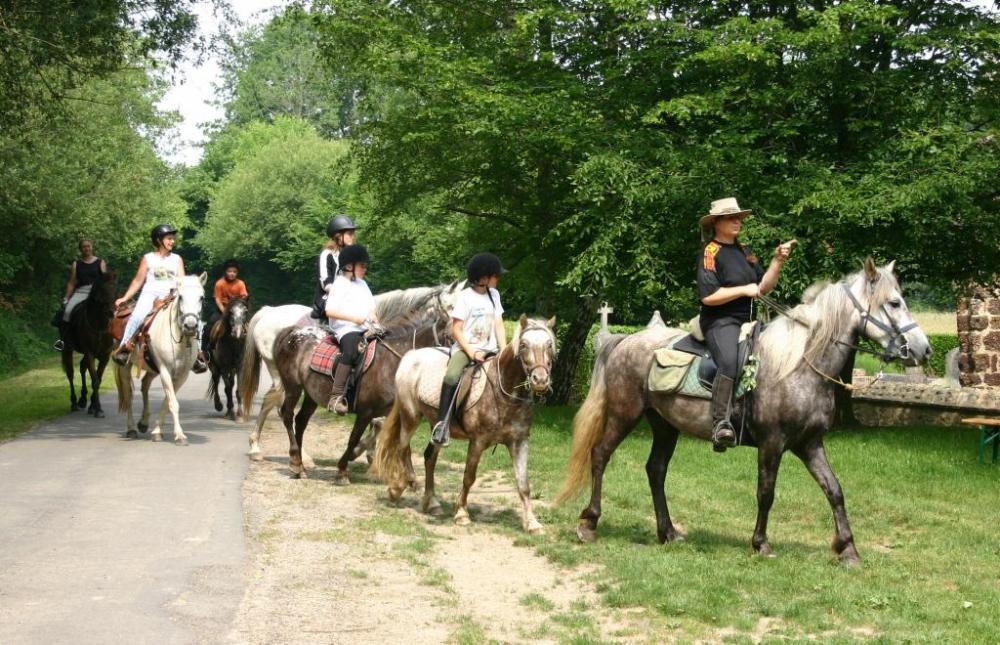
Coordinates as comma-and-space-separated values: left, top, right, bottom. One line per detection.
0, 359, 67, 442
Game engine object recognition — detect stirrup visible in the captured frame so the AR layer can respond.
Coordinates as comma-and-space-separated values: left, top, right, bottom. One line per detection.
327, 393, 349, 415
431, 421, 450, 447
53, 339, 65, 352
112, 346, 131, 366
712, 421, 736, 453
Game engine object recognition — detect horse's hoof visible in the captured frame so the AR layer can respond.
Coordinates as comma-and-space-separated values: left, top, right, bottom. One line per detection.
753, 543, 777, 559
94, 410, 105, 419
151, 434, 162, 442
421, 498, 442, 516
576, 523, 597, 543
527, 524, 545, 536
249, 451, 263, 462
214, 401, 223, 412
137, 422, 148, 433
333, 472, 351, 487
387, 487, 403, 504
235, 415, 245, 424
175, 436, 188, 446
125, 429, 138, 439
838, 546, 861, 567
454, 513, 472, 527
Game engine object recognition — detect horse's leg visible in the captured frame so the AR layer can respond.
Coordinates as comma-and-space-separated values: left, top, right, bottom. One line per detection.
294, 396, 317, 477
211, 367, 223, 413
454, 438, 487, 526
334, 411, 373, 485
751, 443, 784, 557
78, 356, 89, 410
247, 385, 276, 460
280, 386, 305, 478
138, 372, 153, 434
793, 441, 860, 566
577, 415, 634, 543
62, 349, 78, 412
92, 353, 108, 418
223, 370, 235, 420
421, 442, 443, 515
508, 437, 543, 535
234, 370, 244, 423
120, 365, 138, 438
646, 412, 682, 544
156, 370, 187, 446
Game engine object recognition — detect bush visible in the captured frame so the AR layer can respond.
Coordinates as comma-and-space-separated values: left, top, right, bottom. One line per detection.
926, 334, 958, 377
0, 308, 49, 377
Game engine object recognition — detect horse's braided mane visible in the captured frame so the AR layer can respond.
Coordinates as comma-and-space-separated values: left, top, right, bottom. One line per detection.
759, 266, 900, 382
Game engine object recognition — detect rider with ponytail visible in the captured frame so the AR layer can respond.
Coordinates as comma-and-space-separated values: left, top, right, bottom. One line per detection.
324, 244, 379, 415
697, 198, 795, 451
312, 214, 358, 322
431, 252, 508, 446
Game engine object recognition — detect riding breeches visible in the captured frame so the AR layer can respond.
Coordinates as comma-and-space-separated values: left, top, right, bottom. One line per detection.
444, 351, 473, 387
703, 318, 741, 380
62, 285, 92, 322
118, 289, 163, 348
336, 331, 365, 367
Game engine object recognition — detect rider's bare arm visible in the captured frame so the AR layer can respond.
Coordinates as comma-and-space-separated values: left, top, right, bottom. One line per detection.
115, 257, 149, 307
493, 316, 507, 353
63, 262, 77, 302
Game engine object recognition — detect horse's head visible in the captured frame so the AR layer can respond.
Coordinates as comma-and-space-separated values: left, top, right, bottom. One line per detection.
511, 314, 557, 395
177, 273, 207, 337
94, 270, 118, 310
226, 297, 250, 340
845, 257, 930, 366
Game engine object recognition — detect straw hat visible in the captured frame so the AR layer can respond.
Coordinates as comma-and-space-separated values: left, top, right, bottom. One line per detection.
699, 197, 752, 230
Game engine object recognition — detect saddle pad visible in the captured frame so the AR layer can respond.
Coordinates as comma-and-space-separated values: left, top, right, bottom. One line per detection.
309, 336, 340, 376
109, 305, 134, 342
454, 364, 490, 412
648, 348, 696, 393
361, 338, 378, 373
413, 352, 489, 412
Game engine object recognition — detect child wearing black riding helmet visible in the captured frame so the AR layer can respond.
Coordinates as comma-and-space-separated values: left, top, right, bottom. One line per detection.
324, 244, 379, 415
313, 213, 358, 321
431, 252, 508, 446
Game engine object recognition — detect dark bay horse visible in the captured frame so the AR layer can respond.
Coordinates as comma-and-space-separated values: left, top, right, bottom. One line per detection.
271, 310, 453, 484
61, 270, 117, 417
371, 315, 556, 534
557, 259, 930, 564
205, 297, 250, 421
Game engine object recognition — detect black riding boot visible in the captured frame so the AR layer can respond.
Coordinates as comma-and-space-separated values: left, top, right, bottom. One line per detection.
431, 381, 459, 447
710, 374, 738, 453
327, 362, 353, 415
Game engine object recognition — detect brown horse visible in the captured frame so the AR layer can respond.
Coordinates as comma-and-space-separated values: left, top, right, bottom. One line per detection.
271, 310, 452, 484
371, 315, 556, 534
557, 260, 930, 564
61, 270, 117, 418
205, 296, 250, 421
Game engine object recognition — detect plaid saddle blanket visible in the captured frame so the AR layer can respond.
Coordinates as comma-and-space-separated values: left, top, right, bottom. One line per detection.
309, 335, 340, 376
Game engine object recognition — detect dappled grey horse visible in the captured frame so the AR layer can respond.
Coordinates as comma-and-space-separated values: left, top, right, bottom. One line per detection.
558, 259, 930, 564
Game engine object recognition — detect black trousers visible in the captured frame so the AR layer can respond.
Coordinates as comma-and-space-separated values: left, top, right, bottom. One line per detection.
337, 331, 365, 367
201, 310, 222, 353
703, 317, 742, 381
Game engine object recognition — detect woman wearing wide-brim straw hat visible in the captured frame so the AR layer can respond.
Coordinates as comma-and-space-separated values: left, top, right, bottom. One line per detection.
696, 197, 796, 452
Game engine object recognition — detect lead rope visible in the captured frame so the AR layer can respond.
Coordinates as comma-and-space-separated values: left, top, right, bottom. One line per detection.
756, 293, 885, 392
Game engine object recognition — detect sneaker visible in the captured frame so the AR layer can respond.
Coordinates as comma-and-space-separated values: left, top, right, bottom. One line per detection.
431, 421, 450, 447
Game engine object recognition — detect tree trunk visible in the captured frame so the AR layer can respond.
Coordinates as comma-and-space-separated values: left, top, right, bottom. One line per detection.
548, 297, 598, 405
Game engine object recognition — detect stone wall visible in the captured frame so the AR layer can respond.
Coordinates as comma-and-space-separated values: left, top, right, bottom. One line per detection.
956, 284, 1000, 387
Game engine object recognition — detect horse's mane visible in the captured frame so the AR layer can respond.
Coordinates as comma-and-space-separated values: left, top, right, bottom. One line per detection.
759, 266, 900, 382
374, 285, 439, 324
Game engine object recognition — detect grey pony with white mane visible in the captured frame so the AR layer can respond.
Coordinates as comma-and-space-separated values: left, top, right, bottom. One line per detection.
558, 259, 930, 565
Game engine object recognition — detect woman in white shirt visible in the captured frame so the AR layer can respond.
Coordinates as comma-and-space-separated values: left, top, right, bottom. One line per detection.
431, 252, 507, 446
324, 244, 378, 414
112, 224, 205, 372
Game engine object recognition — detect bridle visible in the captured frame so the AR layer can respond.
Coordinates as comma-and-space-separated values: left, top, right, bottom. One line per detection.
839, 282, 918, 362
495, 327, 555, 402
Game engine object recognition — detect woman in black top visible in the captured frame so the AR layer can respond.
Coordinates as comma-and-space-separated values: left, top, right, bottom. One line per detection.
54, 239, 107, 351
697, 198, 795, 451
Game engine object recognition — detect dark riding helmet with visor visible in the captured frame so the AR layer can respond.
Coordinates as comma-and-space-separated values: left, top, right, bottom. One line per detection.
327, 214, 359, 238
339, 244, 370, 270
150, 224, 178, 247
466, 253, 507, 284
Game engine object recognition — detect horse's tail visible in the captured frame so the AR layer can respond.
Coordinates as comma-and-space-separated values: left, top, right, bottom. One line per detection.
204, 370, 219, 400
239, 313, 263, 419
556, 334, 626, 505
114, 362, 132, 413
369, 400, 406, 489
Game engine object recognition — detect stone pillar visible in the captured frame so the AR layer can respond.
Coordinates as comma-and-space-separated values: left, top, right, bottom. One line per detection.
957, 284, 1000, 387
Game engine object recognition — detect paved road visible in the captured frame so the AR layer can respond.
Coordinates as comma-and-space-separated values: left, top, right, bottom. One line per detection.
0, 371, 251, 644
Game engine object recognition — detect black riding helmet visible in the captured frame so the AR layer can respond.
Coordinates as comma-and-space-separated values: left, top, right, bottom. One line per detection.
223, 259, 240, 271
327, 214, 359, 238
466, 252, 507, 284
339, 244, 370, 270
150, 224, 178, 246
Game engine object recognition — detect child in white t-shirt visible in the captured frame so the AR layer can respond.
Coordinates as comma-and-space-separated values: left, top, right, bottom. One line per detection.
324, 244, 378, 414
432, 253, 508, 445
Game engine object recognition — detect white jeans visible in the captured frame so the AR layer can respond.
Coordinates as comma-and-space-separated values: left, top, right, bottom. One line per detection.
118, 290, 163, 348
63, 285, 92, 322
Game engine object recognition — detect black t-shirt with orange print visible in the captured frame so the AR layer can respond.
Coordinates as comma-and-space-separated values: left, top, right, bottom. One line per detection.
697, 240, 765, 325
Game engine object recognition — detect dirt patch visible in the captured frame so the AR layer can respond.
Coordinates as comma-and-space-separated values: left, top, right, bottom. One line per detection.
224, 413, 652, 644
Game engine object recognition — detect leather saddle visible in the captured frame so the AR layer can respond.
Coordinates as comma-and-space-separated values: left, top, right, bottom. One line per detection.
672, 319, 759, 391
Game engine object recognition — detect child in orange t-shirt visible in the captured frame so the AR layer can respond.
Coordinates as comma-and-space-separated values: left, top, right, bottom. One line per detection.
199, 259, 249, 361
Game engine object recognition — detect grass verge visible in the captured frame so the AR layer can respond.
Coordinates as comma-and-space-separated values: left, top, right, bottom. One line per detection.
0, 358, 68, 442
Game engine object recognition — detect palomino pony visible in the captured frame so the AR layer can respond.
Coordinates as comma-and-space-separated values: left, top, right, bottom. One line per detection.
557, 259, 930, 564
61, 270, 117, 418
271, 305, 454, 484
114, 274, 207, 444
240, 282, 464, 462
205, 296, 250, 421
372, 315, 556, 535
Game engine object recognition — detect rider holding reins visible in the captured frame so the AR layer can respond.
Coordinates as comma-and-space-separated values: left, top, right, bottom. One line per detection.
697, 198, 795, 451
431, 252, 508, 446
53, 239, 107, 351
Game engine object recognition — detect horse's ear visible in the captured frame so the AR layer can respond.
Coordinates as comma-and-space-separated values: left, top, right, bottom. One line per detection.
885, 260, 896, 274
546, 316, 556, 329
519, 313, 528, 329
863, 256, 879, 283
199, 271, 208, 286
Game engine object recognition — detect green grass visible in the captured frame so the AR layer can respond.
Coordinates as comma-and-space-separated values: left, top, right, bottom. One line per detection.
440, 406, 1000, 642
0, 358, 69, 442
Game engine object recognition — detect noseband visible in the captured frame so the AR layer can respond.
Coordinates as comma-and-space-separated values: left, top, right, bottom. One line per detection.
841, 282, 918, 361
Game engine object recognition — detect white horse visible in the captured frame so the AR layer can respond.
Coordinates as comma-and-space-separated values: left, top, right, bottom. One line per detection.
114, 274, 207, 445
240, 282, 464, 461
